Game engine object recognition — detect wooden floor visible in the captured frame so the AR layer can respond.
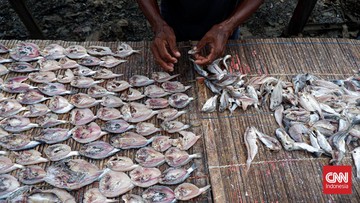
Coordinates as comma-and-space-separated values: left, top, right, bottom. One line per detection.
0, 38, 359, 202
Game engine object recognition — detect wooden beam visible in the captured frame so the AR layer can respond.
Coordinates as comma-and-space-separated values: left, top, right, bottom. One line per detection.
8, 0, 44, 39
285, 0, 318, 36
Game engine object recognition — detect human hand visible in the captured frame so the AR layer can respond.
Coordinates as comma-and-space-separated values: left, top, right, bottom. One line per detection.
193, 23, 232, 65
151, 23, 181, 72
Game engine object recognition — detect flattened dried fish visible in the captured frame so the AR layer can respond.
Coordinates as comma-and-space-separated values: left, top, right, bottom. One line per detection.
254, 128, 281, 151
0, 99, 26, 117
106, 80, 131, 92
130, 166, 161, 188
121, 88, 146, 101
165, 147, 201, 167
129, 75, 154, 87
70, 108, 96, 126
44, 143, 72, 161
110, 132, 154, 149
93, 68, 122, 79
64, 45, 89, 59
152, 135, 175, 152
135, 147, 165, 167
28, 71, 57, 83
88, 85, 116, 98
8, 62, 39, 73
23, 103, 50, 117
38, 83, 72, 96
174, 183, 211, 201
162, 81, 191, 93
87, 46, 113, 56
0, 156, 23, 174
100, 56, 126, 68
161, 121, 190, 133
84, 188, 117, 203
101, 95, 125, 108
152, 72, 179, 83
269, 80, 283, 111
17, 90, 48, 104
244, 127, 258, 171
168, 93, 193, 109
99, 171, 134, 198
0, 174, 20, 199
102, 119, 135, 133
41, 44, 65, 60
142, 186, 175, 203
73, 65, 96, 76
48, 95, 74, 114
57, 69, 74, 83
159, 163, 197, 185
38, 59, 62, 71
36, 113, 67, 128
172, 131, 201, 150
70, 76, 103, 88
136, 122, 161, 136
10, 43, 41, 62
351, 147, 360, 178
79, 141, 120, 159
34, 128, 72, 144
114, 42, 140, 58
121, 102, 158, 123
145, 98, 169, 109
0, 134, 40, 151
145, 85, 170, 98
106, 156, 139, 172
0, 116, 38, 132
79, 56, 102, 66
70, 93, 101, 108
201, 95, 218, 112
18, 165, 46, 184
72, 122, 107, 143
14, 150, 48, 165
157, 108, 187, 122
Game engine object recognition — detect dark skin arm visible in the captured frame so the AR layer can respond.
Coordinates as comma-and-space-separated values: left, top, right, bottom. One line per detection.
136, 0, 180, 72
136, 0, 263, 70
194, 0, 264, 65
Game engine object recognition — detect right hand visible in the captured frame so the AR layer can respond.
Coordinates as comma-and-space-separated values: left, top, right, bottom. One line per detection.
151, 23, 181, 72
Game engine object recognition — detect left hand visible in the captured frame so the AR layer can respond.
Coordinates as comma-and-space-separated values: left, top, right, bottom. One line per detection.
193, 23, 232, 65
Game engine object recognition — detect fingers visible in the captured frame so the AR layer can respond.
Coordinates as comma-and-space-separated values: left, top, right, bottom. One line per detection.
168, 37, 181, 58
151, 44, 174, 72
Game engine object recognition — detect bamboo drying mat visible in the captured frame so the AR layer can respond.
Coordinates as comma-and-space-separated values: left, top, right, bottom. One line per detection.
0, 39, 211, 202
196, 38, 360, 203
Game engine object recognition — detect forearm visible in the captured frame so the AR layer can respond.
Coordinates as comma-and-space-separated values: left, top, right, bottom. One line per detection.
136, 0, 167, 32
220, 0, 264, 34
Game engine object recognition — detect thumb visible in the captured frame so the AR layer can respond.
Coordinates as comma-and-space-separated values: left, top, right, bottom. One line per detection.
195, 38, 208, 51
168, 38, 181, 58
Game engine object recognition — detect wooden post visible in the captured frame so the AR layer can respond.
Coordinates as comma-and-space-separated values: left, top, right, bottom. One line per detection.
8, 0, 44, 39
285, 0, 318, 36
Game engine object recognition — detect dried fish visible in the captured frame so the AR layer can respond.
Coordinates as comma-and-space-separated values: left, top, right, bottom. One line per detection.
172, 131, 201, 150
288, 123, 308, 142
136, 122, 161, 136
73, 65, 97, 76
36, 113, 67, 128
79, 56, 102, 66
0, 134, 40, 151
106, 156, 139, 172
129, 75, 154, 87
122, 194, 145, 203
142, 186, 175, 203
100, 56, 126, 68
34, 128, 72, 144
84, 188, 118, 203
38, 59, 62, 71
28, 71, 56, 83
190, 58, 208, 77
99, 170, 134, 198
274, 105, 284, 128
10, 43, 41, 62
114, 43, 140, 58
157, 108, 187, 122
18, 165, 46, 184
17, 90, 48, 104
152, 135, 175, 152
44, 144, 72, 161
244, 127, 258, 172
162, 81, 191, 93
72, 122, 107, 143
101, 95, 125, 107
152, 72, 179, 83
121, 88, 146, 101
0, 43, 10, 54
135, 147, 165, 167
94, 68, 123, 79
70, 108, 97, 125
165, 147, 202, 167
351, 147, 360, 178
79, 141, 120, 159
0, 116, 38, 132
0, 64, 9, 76
0, 156, 23, 174
269, 80, 283, 111
0, 57, 12, 64
145, 85, 171, 98
41, 44, 66, 60
168, 93, 193, 109
106, 80, 131, 92
0, 77, 36, 93
44, 159, 104, 190
0, 174, 20, 199
121, 102, 158, 123
0, 99, 26, 117
161, 121, 190, 133
59, 57, 79, 69
145, 98, 169, 109
8, 62, 39, 73
174, 183, 211, 201
57, 69, 74, 83
159, 164, 197, 185
110, 132, 154, 149
26, 188, 76, 203
48, 95, 74, 113
201, 95, 218, 112
70, 93, 101, 108
23, 103, 50, 117
38, 82, 72, 96
87, 46, 113, 56
102, 119, 135, 133
254, 128, 281, 151
14, 150, 48, 165
130, 166, 161, 188
314, 129, 333, 155
64, 45, 89, 59
70, 76, 103, 88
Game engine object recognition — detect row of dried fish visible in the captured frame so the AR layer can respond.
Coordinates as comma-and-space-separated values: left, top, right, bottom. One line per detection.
0, 42, 139, 62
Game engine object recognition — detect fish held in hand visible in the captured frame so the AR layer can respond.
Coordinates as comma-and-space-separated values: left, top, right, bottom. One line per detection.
159, 164, 197, 185
174, 183, 211, 201
70, 93, 101, 108
161, 121, 190, 133
70, 108, 96, 125
152, 72, 179, 83
168, 93, 193, 109
48, 95, 74, 114
110, 132, 154, 149
99, 170, 134, 198
165, 147, 202, 167
102, 119, 135, 133
129, 75, 154, 87
135, 147, 165, 167
79, 141, 120, 159
142, 186, 175, 203
130, 166, 161, 188
72, 122, 107, 143
106, 156, 139, 172
18, 165, 46, 185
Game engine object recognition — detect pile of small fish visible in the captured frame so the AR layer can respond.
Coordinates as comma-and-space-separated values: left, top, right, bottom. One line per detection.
193, 56, 360, 175
0, 42, 210, 202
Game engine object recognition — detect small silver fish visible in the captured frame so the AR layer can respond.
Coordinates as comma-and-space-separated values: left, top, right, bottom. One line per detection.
274, 105, 284, 128
0, 99, 26, 117
270, 80, 283, 111
70, 108, 97, 126
288, 123, 308, 142
93, 68, 123, 79
174, 183, 211, 201
190, 58, 208, 77
168, 93, 194, 109
129, 75, 154, 87
244, 127, 258, 172
41, 44, 66, 60
136, 122, 161, 136
314, 129, 333, 155
99, 170, 134, 198
87, 45, 114, 56
100, 55, 126, 68
64, 45, 89, 59
161, 121, 190, 133
70, 93, 101, 108
201, 95, 218, 112
135, 147, 165, 167
130, 166, 161, 188
351, 147, 360, 178
71, 122, 107, 144
157, 108, 187, 122
0, 64, 9, 76
57, 69, 74, 83
165, 147, 202, 167
159, 163, 197, 185
121, 102, 158, 123
152, 72, 179, 83
114, 43, 140, 58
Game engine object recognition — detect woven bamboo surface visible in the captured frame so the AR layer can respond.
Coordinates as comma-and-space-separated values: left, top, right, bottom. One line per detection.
0, 38, 360, 202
